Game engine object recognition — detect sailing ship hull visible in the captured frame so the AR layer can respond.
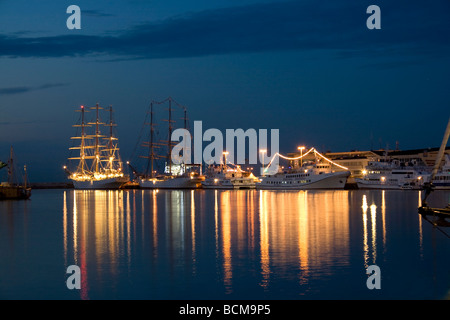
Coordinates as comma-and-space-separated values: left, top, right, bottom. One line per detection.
258, 171, 350, 190
0, 185, 31, 200
72, 176, 129, 189
139, 176, 204, 189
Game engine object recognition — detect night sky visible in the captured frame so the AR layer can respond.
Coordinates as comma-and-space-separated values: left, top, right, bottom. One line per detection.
1, 0, 449, 182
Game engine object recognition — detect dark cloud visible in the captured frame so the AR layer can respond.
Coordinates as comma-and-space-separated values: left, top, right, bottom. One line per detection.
0, 83, 69, 95
0, 1, 448, 60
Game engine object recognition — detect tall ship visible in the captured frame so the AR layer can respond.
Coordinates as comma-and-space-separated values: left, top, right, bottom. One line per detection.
65, 104, 129, 189
201, 159, 260, 189
0, 146, 31, 200
355, 160, 428, 190
258, 147, 351, 190
130, 97, 204, 189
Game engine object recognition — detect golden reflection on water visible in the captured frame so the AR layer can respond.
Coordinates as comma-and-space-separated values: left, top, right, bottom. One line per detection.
297, 191, 309, 285
362, 193, 382, 269
362, 195, 369, 268
64, 189, 126, 299
215, 190, 351, 291
220, 191, 233, 293
382, 190, 386, 253
191, 190, 196, 268
153, 190, 158, 255
417, 190, 424, 259
63, 191, 67, 267
63, 188, 430, 297
370, 203, 377, 264
259, 190, 270, 289
64, 189, 353, 297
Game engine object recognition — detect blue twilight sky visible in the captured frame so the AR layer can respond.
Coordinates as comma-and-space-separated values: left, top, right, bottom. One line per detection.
0, 0, 449, 182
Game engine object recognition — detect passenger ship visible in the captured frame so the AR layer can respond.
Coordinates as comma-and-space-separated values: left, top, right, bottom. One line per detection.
258, 148, 351, 190
355, 160, 427, 190
201, 163, 259, 189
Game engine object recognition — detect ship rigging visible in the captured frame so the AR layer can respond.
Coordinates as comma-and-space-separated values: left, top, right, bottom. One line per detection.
65, 103, 129, 189
129, 97, 204, 189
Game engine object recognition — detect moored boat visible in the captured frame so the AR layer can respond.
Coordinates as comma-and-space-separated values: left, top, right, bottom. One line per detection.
131, 97, 205, 189
0, 182, 32, 200
201, 163, 259, 189
64, 104, 129, 189
139, 168, 205, 189
258, 147, 351, 190
418, 116, 450, 226
258, 167, 350, 190
0, 147, 31, 200
355, 161, 427, 190
429, 155, 450, 190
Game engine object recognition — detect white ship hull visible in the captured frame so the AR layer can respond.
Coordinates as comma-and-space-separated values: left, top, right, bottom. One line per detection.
355, 178, 428, 190
72, 176, 129, 189
201, 163, 259, 189
355, 171, 426, 190
139, 176, 204, 189
355, 176, 450, 190
430, 171, 450, 190
258, 171, 350, 190
355, 179, 408, 190
431, 184, 450, 190
201, 177, 257, 189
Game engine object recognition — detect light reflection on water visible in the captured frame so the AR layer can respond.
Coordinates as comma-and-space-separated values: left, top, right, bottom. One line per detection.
1, 189, 449, 299
59, 189, 449, 300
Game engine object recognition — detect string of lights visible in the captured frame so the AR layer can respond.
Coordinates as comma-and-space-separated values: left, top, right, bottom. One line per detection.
313, 149, 349, 170
264, 147, 349, 171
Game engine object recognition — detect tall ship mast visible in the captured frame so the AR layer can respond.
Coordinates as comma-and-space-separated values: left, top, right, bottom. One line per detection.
130, 97, 204, 189
65, 103, 129, 189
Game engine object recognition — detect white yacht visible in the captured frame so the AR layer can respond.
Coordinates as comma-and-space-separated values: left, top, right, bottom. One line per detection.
258, 162, 350, 190
201, 164, 259, 189
355, 160, 427, 190
257, 147, 351, 190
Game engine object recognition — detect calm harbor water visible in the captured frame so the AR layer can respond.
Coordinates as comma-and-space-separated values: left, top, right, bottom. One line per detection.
0, 188, 449, 300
